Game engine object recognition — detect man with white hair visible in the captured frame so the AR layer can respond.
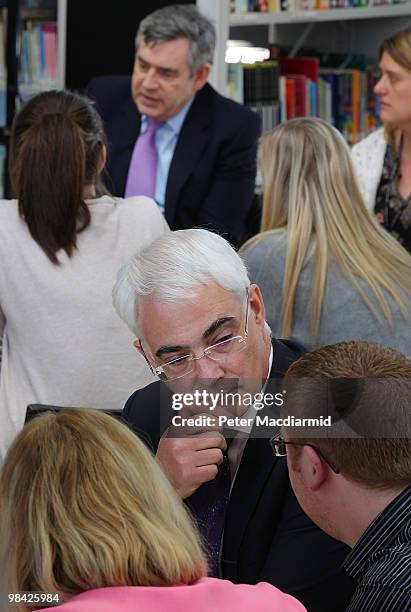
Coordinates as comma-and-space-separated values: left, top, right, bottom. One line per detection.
113, 228, 355, 611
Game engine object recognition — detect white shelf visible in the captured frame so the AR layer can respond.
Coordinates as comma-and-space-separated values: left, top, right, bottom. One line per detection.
229, 5, 411, 26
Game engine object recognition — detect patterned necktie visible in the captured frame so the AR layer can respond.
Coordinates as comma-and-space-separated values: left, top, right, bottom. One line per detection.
187, 438, 232, 577
124, 118, 163, 198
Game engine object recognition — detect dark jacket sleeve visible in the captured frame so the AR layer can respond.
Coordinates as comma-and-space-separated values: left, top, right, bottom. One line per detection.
197, 101, 260, 249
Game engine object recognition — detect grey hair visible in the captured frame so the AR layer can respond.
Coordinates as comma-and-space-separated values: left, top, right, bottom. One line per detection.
113, 229, 251, 337
135, 4, 216, 75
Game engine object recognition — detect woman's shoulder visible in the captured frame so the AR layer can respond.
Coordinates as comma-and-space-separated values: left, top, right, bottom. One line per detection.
241, 230, 287, 257
88, 194, 156, 211
351, 127, 386, 157
87, 195, 168, 232
0, 199, 24, 234
198, 577, 306, 610
0, 198, 19, 215
37, 579, 305, 612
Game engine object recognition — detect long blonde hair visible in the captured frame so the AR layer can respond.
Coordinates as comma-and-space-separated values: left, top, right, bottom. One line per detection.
0, 409, 207, 611
247, 117, 411, 339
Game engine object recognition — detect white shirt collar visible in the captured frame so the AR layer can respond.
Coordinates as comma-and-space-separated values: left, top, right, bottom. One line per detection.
231, 343, 274, 434
141, 96, 194, 135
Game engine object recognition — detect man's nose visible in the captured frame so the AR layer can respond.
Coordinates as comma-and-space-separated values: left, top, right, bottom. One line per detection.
193, 353, 226, 380
142, 69, 158, 89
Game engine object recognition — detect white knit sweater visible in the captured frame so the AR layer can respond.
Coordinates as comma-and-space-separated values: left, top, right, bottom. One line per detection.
0, 195, 167, 459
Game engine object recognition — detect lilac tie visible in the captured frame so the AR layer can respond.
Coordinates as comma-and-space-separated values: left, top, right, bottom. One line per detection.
187, 439, 232, 577
125, 118, 163, 198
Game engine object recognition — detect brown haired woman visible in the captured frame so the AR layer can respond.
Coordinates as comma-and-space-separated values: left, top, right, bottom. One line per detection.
352, 27, 411, 252
0, 90, 168, 459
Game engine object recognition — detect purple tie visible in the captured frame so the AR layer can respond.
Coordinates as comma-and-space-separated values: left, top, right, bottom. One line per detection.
125, 118, 163, 198
187, 439, 232, 577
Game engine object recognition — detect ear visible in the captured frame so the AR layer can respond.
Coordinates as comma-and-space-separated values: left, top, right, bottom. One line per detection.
134, 339, 156, 374
248, 284, 266, 327
300, 445, 329, 492
133, 339, 143, 354
98, 143, 107, 174
193, 63, 211, 93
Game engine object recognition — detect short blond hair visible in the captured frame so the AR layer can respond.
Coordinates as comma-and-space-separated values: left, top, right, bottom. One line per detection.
0, 409, 206, 610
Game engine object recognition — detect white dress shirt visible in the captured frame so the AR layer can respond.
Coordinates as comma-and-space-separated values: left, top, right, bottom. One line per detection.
228, 344, 274, 489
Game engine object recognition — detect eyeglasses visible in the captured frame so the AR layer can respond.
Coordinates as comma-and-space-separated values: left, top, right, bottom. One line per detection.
145, 291, 250, 382
270, 433, 340, 474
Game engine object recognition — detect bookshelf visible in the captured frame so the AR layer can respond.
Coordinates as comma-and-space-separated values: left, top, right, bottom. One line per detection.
229, 5, 411, 24
1, 0, 66, 197
15, 0, 66, 99
197, 1, 411, 95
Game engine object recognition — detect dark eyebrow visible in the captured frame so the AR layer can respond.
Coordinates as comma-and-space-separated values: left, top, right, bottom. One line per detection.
155, 344, 189, 359
155, 316, 236, 358
202, 316, 236, 339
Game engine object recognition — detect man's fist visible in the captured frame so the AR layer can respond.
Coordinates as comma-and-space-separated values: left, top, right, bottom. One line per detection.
156, 419, 226, 498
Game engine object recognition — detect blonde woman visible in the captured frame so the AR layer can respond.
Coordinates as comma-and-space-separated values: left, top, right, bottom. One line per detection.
0, 409, 305, 612
352, 27, 411, 252
241, 117, 411, 353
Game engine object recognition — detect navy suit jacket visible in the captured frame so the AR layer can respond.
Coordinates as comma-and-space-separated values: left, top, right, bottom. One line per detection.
122, 338, 355, 612
87, 77, 260, 248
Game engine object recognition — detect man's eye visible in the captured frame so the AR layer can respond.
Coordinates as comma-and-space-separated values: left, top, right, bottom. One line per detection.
167, 359, 188, 370
160, 70, 175, 78
214, 334, 233, 345
163, 354, 189, 365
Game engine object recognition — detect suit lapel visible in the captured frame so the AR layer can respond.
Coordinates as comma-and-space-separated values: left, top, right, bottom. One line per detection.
105, 95, 141, 196
221, 339, 301, 579
112, 96, 141, 161
222, 434, 278, 580
165, 85, 213, 226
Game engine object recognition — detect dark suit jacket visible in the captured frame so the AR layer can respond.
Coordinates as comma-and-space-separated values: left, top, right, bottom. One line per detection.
122, 338, 355, 612
87, 76, 260, 248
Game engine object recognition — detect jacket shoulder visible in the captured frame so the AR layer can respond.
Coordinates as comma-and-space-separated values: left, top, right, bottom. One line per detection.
87, 75, 133, 117
122, 381, 163, 450
271, 338, 306, 377
123, 381, 160, 418
197, 84, 260, 129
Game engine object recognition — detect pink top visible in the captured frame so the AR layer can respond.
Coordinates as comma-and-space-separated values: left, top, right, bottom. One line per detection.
38, 578, 306, 611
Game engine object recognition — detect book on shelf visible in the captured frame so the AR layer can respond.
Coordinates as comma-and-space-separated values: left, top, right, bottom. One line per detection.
227, 63, 244, 104
285, 77, 296, 119
278, 57, 320, 115
239, 61, 281, 132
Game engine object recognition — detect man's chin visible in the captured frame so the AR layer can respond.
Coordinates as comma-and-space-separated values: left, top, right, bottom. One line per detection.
136, 97, 162, 117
